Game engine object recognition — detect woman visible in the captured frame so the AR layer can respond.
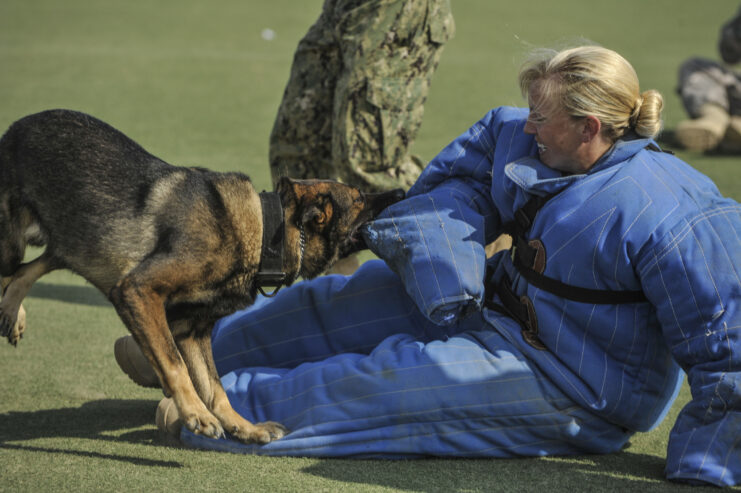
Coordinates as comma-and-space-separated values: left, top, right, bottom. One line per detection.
118, 46, 740, 486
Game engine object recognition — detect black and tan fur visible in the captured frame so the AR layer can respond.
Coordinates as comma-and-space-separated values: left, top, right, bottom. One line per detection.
0, 109, 404, 444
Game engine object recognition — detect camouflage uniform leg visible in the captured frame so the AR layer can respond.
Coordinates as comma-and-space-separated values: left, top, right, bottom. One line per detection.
677, 57, 741, 117
332, 0, 454, 192
268, 0, 342, 186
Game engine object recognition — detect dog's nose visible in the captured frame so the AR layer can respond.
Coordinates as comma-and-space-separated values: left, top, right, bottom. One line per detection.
371, 188, 405, 211
364, 188, 406, 214
390, 188, 405, 202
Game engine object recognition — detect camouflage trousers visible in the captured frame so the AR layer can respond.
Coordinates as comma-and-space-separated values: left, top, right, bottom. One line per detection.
269, 0, 454, 192
678, 57, 741, 117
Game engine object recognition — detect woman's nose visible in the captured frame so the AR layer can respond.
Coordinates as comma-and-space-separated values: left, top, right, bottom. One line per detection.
523, 120, 536, 135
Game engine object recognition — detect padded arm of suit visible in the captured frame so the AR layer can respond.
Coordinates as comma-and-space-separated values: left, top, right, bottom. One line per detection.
363, 112, 504, 325
638, 204, 741, 487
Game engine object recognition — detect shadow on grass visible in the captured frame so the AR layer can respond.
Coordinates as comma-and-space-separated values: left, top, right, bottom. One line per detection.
301, 452, 691, 492
0, 399, 182, 468
28, 282, 111, 307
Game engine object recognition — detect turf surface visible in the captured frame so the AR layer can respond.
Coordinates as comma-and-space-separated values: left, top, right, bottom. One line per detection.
0, 0, 739, 491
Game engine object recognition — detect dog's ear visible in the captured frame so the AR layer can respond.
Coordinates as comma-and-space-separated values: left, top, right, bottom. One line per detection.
302, 201, 333, 229
277, 176, 334, 229
302, 205, 325, 226
276, 176, 298, 202
277, 176, 319, 209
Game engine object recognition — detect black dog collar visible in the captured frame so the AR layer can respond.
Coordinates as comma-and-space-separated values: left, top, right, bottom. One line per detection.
256, 192, 293, 297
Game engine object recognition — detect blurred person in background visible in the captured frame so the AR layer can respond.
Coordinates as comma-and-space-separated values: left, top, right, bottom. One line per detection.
676, 5, 741, 153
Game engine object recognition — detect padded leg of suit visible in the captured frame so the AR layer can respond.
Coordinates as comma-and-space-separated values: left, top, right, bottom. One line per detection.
185, 260, 630, 457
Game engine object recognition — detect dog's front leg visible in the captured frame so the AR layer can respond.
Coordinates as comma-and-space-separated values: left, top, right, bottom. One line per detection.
109, 279, 224, 439
174, 326, 288, 444
0, 253, 57, 345
0, 276, 24, 345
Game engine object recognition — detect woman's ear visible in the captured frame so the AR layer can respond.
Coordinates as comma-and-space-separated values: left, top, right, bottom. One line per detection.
582, 115, 602, 142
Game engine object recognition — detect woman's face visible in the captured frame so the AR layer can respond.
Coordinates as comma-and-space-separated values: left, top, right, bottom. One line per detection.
523, 85, 588, 174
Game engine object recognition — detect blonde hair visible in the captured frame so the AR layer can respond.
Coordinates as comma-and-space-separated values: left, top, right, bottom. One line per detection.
518, 46, 663, 140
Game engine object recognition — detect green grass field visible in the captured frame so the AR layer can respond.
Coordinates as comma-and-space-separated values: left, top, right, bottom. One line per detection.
0, 1, 739, 491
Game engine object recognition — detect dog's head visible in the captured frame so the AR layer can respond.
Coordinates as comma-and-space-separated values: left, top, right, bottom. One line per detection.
277, 177, 404, 279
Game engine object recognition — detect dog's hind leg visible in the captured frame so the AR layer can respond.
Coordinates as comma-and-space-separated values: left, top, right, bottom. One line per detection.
0, 252, 58, 345
175, 327, 288, 444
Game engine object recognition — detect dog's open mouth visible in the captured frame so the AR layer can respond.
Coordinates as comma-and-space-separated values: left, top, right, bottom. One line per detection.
339, 224, 370, 257
338, 187, 404, 259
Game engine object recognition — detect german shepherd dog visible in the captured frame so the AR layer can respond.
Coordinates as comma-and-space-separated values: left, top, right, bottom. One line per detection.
0, 109, 404, 444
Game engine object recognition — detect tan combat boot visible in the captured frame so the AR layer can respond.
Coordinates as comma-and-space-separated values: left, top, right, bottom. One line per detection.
676, 103, 730, 152
114, 335, 160, 388
719, 115, 741, 153
155, 397, 182, 439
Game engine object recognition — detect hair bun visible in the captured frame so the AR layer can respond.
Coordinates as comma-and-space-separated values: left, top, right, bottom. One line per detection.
632, 90, 663, 138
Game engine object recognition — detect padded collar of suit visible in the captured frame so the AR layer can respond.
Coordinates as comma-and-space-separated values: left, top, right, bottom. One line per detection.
505, 134, 658, 197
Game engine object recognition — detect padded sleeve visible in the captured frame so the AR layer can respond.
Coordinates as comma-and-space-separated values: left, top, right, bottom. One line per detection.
361, 111, 506, 325
638, 204, 741, 486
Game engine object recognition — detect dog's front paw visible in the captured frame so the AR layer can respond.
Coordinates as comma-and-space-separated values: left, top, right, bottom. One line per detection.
182, 410, 225, 440
232, 420, 289, 444
257, 420, 289, 443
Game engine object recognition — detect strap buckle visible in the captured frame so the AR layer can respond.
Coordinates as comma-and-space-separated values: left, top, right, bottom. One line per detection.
255, 271, 287, 297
